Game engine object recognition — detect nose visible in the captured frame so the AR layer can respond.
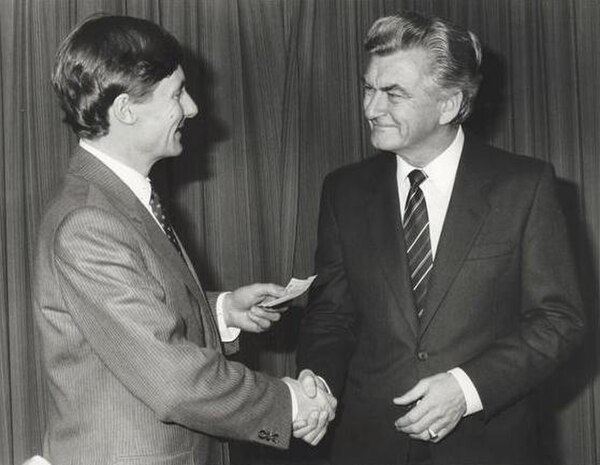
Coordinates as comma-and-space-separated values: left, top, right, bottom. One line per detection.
182, 90, 199, 119
364, 90, 386, 120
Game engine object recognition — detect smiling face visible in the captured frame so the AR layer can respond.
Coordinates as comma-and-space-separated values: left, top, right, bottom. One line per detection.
134, 65, 198, 162
363, 48, 456, 166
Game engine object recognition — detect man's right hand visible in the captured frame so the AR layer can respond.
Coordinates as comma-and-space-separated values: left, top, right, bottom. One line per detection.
283, 369, 337, 446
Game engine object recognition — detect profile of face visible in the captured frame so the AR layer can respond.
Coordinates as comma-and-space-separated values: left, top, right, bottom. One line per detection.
363, 47, 453, 164
134, 65, 199, 160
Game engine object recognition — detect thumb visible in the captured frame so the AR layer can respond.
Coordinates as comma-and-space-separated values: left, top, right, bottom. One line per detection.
393, 380, 427, 405
299, 369, 318, 398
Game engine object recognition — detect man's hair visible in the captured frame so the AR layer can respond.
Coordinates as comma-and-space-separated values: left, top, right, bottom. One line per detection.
52, 15, 183, 139
365, 11, 482, 124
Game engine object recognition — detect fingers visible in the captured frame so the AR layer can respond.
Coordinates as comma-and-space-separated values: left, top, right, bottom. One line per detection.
323, 393, 337, 420
395, 405, 437, 435
394, 397, 427, 429
248, 282, 286, 299
393, 379, 427, 407
299, 410, 329, 445
245, 307, 281, 332
309, 422, 329, 445
249, 306, 282, 322
293, 410, 319, 438
292, 419, 308, 430
406, 422, 445, 443
393, 373, 466, 443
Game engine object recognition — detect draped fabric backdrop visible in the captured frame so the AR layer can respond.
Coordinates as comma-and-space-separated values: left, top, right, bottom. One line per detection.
1, 0, 598, 464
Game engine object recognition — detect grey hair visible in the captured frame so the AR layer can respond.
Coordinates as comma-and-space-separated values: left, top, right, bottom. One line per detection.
365, 12, 482, 124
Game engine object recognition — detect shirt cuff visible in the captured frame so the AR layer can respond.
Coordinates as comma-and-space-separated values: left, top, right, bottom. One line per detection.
282, 379, 298, 421
448, 367, 483, 416
216, 292, 241, 342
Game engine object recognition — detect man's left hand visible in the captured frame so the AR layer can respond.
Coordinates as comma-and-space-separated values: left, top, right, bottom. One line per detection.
223, 283, 286, 333
393, 372, 466, 443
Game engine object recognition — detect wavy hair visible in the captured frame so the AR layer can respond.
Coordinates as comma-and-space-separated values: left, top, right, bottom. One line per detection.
365, 12, 482, 124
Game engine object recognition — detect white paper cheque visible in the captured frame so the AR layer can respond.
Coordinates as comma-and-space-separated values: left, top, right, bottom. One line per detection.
260, 275, 317, 308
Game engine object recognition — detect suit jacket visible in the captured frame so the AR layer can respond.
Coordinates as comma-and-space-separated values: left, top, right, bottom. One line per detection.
34, 147, 292, 465
297, 135, 585, 465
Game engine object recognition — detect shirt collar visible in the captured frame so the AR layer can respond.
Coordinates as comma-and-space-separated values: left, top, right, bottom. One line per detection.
396, 126, 464, 196
79, 139, 152, 206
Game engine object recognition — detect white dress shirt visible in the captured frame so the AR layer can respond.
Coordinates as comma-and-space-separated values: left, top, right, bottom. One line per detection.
395, 127, 483, 416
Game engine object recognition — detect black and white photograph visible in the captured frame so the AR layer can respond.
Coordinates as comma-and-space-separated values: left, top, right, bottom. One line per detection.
0, 1, 598, 464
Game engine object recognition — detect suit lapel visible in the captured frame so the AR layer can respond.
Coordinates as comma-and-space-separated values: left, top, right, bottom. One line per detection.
418, 138, 494, 337
366, 154, 419, 339
69, 148, 210, 314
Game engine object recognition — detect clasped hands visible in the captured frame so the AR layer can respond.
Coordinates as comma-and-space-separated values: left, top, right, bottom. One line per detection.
221, 285, 337, 444
284, 369, 337, 446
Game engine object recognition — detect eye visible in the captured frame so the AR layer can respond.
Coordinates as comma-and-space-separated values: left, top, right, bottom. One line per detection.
387, 91, 405, 100
363, 83, 375, 96
174, 87, 185, 99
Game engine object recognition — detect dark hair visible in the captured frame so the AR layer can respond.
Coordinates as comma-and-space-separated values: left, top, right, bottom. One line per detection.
365, 12, 482, 124
52, 15, 183, 138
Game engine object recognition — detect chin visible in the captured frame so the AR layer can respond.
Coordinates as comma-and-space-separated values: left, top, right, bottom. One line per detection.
370, 136, 402, 153
166, 144, 184, 157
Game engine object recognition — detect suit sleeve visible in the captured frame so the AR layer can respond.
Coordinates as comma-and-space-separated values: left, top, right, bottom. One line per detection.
461, 165, 586, 419
53, 207, 292, 448
296, 174, 357, 396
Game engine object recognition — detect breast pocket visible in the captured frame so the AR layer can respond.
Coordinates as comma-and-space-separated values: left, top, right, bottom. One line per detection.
465, 241, 514, 260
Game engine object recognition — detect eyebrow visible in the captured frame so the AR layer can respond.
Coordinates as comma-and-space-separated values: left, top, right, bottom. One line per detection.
381, 84, 407, 94
362, 78, 409, 95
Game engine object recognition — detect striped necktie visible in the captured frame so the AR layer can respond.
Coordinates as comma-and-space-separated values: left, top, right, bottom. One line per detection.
403, 169, 433, 319
149, 186, 183, 258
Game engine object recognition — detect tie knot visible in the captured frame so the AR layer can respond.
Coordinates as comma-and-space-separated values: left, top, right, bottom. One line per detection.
408, 169, 427, 188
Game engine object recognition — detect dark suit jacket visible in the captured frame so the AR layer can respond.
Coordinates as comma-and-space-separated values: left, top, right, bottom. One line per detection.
34, 148, 291, 465
297, 135, 585, 465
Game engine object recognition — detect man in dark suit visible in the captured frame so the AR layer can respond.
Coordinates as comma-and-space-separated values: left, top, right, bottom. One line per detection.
34, 15, 334, 465
296, 11, 585, 465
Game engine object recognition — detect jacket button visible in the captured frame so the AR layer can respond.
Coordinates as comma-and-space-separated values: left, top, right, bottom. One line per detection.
417, 351, 429, 361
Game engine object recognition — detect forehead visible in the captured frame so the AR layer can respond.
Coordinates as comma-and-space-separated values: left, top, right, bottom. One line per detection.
364, 48, 433, 87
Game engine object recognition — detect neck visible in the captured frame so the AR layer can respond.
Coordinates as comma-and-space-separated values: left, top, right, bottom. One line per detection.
82, 135, 154, 177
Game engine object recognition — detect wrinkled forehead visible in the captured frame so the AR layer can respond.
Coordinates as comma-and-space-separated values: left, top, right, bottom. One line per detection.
363, 48, 437, 88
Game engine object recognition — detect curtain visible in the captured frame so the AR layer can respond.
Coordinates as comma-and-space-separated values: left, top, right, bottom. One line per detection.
1, 0, 598, 464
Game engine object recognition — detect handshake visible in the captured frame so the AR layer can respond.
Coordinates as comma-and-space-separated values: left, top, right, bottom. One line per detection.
284, 369, 337, 446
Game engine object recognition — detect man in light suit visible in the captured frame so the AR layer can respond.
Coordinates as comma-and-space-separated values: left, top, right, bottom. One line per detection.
34, 15, 334, 465
296, 11, 585, 465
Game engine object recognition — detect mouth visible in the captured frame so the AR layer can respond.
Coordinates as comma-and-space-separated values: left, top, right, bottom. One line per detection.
174, 123, 185, 136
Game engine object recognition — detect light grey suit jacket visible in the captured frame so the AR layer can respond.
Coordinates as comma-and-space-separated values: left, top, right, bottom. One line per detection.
34, 147, 291, 465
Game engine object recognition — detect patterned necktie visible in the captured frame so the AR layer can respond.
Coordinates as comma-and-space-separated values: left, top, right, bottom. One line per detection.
149, 186, 183, 258
403, 169, 433, 319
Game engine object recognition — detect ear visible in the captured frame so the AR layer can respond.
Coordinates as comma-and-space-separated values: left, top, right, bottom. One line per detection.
109, 93, 136, 125
438, 91, 463, 125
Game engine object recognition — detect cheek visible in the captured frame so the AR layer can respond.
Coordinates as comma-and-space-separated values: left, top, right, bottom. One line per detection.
163, 101, 181, 122
388, 111, 408, 134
